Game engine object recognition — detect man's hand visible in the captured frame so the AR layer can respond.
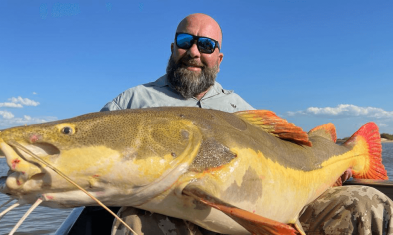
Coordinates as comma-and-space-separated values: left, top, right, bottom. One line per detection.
332, 168, 352, 187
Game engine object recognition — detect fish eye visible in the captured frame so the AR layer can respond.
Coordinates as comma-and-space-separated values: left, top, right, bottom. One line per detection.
61, 127, 73, 135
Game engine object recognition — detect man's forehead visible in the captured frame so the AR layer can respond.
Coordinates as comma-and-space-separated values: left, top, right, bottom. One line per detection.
176, 15, 222, 42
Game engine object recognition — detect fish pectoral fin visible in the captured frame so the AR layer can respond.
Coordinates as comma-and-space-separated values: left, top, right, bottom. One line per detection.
182, 185, 299, 235
235, 110, 312, 147
294, 219, 306, 235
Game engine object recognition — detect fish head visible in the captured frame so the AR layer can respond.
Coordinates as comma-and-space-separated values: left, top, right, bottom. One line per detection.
0, 109, 202, 207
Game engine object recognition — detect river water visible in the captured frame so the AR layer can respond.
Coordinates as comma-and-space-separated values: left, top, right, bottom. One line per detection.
1, 143, 393, 234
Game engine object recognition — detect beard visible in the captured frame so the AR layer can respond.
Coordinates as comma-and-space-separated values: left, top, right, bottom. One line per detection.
166, 55, 219, 99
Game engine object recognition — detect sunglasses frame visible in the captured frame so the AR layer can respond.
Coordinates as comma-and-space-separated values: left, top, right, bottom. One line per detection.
175, 32, 220, 54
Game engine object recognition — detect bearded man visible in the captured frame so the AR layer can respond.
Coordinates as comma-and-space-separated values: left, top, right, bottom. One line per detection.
102, 13, 393, 235
100, 13, 253, 113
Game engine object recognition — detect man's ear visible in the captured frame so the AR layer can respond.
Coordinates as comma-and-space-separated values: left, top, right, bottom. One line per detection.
171, 43, 174, 53
217, 52, 224, 72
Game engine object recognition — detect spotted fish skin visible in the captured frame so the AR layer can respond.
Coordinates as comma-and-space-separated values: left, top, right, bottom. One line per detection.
0, 107, 387, 234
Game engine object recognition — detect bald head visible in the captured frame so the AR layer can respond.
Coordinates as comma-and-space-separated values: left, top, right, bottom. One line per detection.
168, 13, 224, 100
176, 13, 222, 47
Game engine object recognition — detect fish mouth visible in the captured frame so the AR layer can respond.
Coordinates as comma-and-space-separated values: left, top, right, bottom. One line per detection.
0, 140, 60, 190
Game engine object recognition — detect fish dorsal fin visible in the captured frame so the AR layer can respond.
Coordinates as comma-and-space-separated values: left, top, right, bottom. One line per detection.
308, 123, 337, 143
235, 110, 312, 147
183, 185, 298, 235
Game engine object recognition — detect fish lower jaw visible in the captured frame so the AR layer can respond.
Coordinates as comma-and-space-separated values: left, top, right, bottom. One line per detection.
3, 171, 46, 191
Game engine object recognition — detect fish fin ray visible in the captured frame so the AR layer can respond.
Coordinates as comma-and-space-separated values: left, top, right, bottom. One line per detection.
344, 122, 388, 180
183, 185, 299, 235
294, 219, 307, 235
235, 110, 312, 147
308, 123, 337, 143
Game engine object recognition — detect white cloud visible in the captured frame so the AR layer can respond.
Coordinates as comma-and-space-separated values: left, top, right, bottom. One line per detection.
24, 115, 32, 121
33, 92, 37, 95
0, 96, 40, 108
0, 115, 57, 129
287, 104, 393, 119
0, 111, 14, 119
9, 96, 40, 106
0, 96, 55, 129
0, 102, 23, 108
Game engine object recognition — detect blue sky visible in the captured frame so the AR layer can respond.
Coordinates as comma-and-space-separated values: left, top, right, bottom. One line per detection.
0, 0, 392, 138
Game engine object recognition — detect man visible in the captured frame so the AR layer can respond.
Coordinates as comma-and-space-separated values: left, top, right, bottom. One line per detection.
102, 13, 393, 235
101, 13, 252, 113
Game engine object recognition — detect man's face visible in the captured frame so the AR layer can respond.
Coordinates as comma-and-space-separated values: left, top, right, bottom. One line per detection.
167, 14, 224, 99
171, 15, 223, 73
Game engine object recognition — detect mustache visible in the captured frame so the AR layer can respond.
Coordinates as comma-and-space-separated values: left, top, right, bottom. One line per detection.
180, 57, 204, 68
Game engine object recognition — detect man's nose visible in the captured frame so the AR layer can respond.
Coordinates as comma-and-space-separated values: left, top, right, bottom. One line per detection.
187, 42, 200, 58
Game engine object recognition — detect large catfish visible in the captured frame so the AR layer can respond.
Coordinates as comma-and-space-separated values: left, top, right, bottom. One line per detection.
0, 107, 388, 234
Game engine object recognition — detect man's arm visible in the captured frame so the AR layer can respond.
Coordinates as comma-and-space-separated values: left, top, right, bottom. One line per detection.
100, 100, 122, 112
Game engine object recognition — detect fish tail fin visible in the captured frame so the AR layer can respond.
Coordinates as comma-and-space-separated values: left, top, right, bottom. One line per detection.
343, 122, 388, 180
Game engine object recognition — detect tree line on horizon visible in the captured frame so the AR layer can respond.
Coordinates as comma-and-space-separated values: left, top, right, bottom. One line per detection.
381, 133, 393, 140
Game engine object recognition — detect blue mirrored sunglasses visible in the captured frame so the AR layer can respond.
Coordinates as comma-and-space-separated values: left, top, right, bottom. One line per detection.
175, 33, 220, 54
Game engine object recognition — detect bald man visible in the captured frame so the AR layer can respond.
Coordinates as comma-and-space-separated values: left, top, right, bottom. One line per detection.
101, 13, 253, 113
103, 13, 393, 235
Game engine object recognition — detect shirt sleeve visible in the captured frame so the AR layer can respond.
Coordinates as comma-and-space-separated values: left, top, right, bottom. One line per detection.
100, 101, 122, 112
100, 87, 137, 112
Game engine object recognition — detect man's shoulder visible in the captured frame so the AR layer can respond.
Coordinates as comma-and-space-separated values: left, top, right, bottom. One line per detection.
119, 83, 153, 96
203, 81, 255, 112
115, 75, 168, 97
100, 75, 179, 111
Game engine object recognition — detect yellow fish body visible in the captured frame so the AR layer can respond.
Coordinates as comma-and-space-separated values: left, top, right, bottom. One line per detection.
0, 107, 387, 234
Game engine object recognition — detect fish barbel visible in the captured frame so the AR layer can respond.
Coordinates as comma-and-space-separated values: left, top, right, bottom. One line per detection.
0, 107, 388, 234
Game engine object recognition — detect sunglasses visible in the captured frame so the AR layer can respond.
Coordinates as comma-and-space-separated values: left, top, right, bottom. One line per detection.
175, 33, 220, 54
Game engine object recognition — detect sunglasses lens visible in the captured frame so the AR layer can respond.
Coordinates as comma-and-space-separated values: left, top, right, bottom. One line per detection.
198, 38, 216, 54
176, 34, 194, 49
176, 33, 219, 54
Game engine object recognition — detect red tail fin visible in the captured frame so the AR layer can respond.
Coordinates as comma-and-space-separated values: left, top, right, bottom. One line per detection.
343, 122, 388, 180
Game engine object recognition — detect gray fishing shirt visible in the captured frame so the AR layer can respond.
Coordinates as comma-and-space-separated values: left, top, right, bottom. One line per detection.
100, 75, 254, 113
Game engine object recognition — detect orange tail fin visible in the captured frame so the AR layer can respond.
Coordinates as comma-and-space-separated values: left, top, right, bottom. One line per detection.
343, 122, 388, 180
